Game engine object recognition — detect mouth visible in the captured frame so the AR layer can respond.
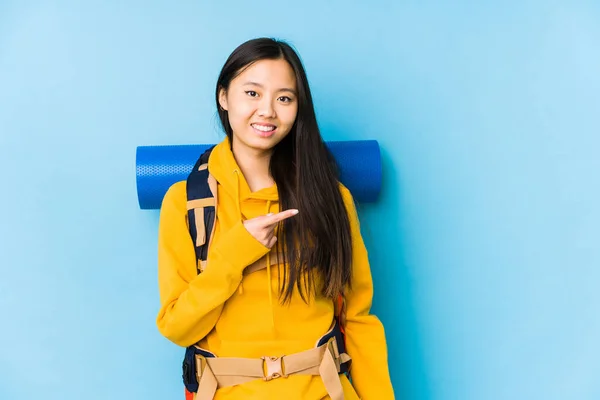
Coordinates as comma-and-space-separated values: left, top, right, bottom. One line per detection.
251, 123, 277, 137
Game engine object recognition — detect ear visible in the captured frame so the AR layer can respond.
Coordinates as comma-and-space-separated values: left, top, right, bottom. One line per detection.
218, 87, 228, 111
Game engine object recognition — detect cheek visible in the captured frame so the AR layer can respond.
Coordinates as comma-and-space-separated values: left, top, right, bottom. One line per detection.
228, 97, 256, 123
280, 106, 298, 126
228, 96, 256, 117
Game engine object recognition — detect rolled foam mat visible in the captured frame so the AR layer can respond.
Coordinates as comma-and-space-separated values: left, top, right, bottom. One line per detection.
136, 140, 381, 209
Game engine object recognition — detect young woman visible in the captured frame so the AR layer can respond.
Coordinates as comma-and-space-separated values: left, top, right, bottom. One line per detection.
157, 38, 394, 399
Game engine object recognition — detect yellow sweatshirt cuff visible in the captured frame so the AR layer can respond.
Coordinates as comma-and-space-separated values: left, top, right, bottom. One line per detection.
211, 220, 271, 274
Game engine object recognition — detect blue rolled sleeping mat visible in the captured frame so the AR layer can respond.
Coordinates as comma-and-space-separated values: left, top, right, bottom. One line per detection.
136, 140, 382, 210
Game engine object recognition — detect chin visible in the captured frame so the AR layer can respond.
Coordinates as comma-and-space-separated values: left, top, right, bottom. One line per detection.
249, 135, 287, 151
233, 128, 290, 152
235, 137, 274, 153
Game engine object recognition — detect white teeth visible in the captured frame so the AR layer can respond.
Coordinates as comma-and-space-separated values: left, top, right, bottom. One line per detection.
252, 124, 275, 132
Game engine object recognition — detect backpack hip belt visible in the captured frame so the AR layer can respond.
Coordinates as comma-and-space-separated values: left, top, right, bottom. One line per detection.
186, 321, 351, 400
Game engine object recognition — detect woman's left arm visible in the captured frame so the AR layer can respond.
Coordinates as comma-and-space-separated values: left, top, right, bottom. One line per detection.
340, 185, 395, 400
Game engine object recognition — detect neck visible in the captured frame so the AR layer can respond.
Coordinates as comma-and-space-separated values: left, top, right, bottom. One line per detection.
231, 138, 274, 192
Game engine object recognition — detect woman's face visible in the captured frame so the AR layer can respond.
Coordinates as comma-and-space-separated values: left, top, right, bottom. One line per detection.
219, 58, 298, 156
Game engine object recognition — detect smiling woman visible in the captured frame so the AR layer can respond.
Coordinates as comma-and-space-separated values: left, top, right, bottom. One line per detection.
156, 38, 394, 400
218, 58, 298, 156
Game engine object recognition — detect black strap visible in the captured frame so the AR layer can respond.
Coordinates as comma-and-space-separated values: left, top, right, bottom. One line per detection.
186, 146, 216, 271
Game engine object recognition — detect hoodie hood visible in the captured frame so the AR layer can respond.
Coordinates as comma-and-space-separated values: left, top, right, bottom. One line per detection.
208, 136, 278, 212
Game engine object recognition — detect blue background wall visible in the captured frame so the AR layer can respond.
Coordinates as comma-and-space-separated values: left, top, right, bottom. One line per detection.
1, 1, 599, 399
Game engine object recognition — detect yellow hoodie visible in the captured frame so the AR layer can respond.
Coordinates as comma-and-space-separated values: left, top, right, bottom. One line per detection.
156, 137, 394, 399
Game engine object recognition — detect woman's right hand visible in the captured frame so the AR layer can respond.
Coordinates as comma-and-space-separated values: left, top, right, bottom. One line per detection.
242, 209, 299, 248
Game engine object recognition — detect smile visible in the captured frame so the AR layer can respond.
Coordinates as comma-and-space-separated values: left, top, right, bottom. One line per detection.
251, 123, 276, 132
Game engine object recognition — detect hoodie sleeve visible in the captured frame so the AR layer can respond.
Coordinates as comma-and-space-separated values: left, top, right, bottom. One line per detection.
156, 181, 271, 347
340, 185, 395, 399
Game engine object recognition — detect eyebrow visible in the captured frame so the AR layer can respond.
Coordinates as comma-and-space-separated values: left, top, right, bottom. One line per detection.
242, 81, 297, 95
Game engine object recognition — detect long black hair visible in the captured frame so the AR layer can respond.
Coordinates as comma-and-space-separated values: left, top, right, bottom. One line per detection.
215, 38, 352, 302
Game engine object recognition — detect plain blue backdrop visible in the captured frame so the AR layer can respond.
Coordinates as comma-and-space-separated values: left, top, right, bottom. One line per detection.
1, 1, 599, 399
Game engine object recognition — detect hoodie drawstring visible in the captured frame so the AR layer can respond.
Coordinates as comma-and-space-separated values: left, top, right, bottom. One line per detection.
233, 169, 242, 222
265, 200, 275, 330
233, 170, 245, 295
233, 169, 276, 329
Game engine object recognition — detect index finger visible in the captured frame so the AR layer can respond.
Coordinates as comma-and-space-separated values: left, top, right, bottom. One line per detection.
265, 209, 299, 225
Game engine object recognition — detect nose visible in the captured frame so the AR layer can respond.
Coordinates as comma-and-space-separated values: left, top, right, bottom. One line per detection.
257, 96, 276, 118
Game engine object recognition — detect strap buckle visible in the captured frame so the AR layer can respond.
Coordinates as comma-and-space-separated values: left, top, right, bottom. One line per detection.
194, 354, 207, 380
262, 356, 286, 381
326, 337, 343, 372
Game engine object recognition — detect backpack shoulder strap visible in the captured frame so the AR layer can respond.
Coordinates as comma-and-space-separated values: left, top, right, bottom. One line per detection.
186, 146, 217, 274
185, 145, 279, 276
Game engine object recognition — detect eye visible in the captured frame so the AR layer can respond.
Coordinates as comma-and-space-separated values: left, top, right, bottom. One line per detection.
245, 90, 258, 97
278, 96, 293, 103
